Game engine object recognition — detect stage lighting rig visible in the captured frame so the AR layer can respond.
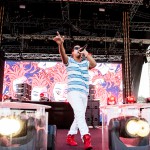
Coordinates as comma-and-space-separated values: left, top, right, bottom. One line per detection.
126, 96, 135, 103
107, 95, 116, 105
109, 116, 150, 150
125, 117, 150, 138
0, 117, 24, 137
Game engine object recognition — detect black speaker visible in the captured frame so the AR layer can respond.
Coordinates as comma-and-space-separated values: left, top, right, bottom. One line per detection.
86, 110, 92, 126
86, 101, 100, 127
15, 83, 32, 101
47, 125, 57, 150
92, 109, 99, 126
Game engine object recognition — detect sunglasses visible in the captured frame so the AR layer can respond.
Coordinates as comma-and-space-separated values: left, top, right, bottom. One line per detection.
74, 46, 80, 50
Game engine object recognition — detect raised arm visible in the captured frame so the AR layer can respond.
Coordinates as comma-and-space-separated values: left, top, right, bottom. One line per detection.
53, 31, 68, 64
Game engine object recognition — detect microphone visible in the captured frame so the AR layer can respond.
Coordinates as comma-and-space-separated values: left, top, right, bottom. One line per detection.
79, 44, 88, 52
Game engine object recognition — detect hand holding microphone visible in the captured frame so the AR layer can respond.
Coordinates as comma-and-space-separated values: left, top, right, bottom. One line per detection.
79, 44, 88, 52
79, 44, 89, 58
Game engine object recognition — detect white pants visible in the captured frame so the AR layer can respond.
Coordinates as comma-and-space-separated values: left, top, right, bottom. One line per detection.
67, 91, 89, 138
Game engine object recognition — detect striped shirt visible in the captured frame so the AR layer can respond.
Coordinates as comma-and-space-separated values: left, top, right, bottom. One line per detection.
66, 57, 90, 95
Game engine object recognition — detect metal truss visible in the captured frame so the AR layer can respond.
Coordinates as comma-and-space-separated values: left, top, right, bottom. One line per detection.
4, 53, 122, 62
1, 45, 56, 53
4, 18, 150, 32
108, 5, 138, 56
4, 53, 62, 61
41, 20, 144, 31
2, 34, 150, 45
2, 44, 146, 59
135, 11, 150, 20
60, 2, 72, 49
108, 5, 139, 58
56, 0, 143, 5
3, 0, 143, 5
130, 22, 150, 31
129, 5, 140, 21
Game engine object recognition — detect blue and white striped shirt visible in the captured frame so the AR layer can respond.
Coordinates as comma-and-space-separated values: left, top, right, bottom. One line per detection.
66, 57, 90, 95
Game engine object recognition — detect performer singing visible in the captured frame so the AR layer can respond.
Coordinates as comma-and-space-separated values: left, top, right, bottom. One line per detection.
53, 31, 97, 150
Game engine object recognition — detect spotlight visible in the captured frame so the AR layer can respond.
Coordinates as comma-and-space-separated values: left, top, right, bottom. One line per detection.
107, 95, 116, 105
3, 94, 11, 101
117, 117, 150, 138
137, 120, 150, 137
0, 117, 22, 137
40, 92, 49, 101
99, 8, 105, 12
19, 4, 26, 9
126, 96, 135, 103
40, 93, 44, 98
122, 117, 150, 138
125, 118, 139, 137
109, 116, 150, 150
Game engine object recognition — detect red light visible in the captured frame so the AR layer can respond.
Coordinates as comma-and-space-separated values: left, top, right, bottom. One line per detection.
126, 96, 135, 103
107, 95, 116, 105
3, 94, 10, 100
110, 96, 115, 101
40, 93, 44, 97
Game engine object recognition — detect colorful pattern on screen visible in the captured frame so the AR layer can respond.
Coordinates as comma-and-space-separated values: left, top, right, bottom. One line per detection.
3, 61, 123, 105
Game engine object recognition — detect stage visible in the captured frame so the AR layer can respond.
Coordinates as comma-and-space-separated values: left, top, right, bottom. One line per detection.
1, 101, 150, 149
56, 127, 102, 150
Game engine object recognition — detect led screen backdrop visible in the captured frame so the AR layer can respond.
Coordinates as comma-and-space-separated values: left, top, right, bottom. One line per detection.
3, 61, 123, 105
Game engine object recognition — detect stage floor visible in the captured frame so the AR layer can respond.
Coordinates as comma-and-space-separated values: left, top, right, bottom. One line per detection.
56, 126, 103, 150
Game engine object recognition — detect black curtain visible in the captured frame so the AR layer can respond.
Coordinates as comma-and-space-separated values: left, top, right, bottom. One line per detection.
130, 55, 145, 100
0, 51, 4, 101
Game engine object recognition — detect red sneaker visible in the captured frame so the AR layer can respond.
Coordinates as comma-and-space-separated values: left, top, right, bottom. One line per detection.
66, 134, 78, 146
83, 134, 93, 150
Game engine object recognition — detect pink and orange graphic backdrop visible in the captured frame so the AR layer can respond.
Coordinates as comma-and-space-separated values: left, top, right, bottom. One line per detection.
3, 61, 123, 105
